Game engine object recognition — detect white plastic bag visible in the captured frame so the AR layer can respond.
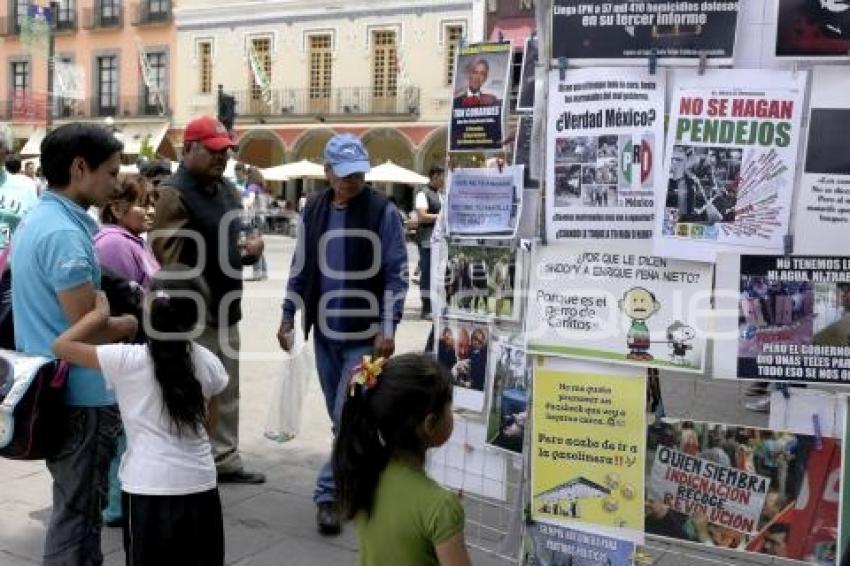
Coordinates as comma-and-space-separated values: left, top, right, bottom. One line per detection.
264, 336, 314, 443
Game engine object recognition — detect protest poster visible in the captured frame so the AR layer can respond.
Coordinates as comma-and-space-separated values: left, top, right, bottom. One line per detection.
521, 521, 635, 566
532, 364, 646, 542
435, 317, 491, 412
436, 240, 521, 321
714, 254, 850, 385
551, 1, 740, 65
546, 67, 663, 242
485, 336, 528, 455
445, 166, 522, 238
527, 242, 713, 373
776, 0, 850, 58
793, 67, 850, 254
516, 36, 537, 112
449, 42, 511, 152
427, 415, 508, 502
513, 116, 540, 190
654, 69, 807, 262
647, 419, 840, 564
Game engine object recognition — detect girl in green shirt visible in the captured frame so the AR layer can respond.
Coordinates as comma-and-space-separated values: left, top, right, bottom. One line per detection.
334, 353, 472, 566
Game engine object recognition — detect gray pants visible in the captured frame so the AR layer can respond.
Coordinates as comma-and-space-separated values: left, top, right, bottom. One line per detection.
44, 405, 121, 566
197, 324, 242, 474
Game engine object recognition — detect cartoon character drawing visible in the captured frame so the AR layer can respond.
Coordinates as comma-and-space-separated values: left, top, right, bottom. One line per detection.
619, 287, 661, 361
667, 321, 696, 366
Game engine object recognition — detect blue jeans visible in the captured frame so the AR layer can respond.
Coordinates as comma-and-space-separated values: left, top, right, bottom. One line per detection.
103, 432, 126, 523
313, 335, 373, 504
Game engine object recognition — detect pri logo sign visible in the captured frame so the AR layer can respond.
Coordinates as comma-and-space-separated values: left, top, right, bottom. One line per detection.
620, 137, 653, 187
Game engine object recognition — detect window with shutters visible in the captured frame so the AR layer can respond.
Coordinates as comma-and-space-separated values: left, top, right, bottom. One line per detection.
198, 41, 212, 94
96, 55, 118, 116
371, 30, 397, 113
445, 25, 463, 87
308, 34, 332, 113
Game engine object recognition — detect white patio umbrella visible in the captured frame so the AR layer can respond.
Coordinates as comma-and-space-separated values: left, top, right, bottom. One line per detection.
366, 160, 428, 185
261, 159, 325, 181
119, 161, 179, 175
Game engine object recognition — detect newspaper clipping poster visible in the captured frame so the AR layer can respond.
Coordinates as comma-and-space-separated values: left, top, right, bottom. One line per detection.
546, 67, 664, 242
446, 166, 522, 238
532, 364, 646, 542
714, 254, 850, 385
551, 1, 740, 64
654, 69, 807, 262
793, 66, 850, 254
449, 42, 511, 152
776, 0, 850, 58
527, 242, 713, 373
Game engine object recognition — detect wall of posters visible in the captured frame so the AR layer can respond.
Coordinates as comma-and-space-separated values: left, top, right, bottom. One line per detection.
546, 67, 664, 242
449, 41, 511, 152
435, 317, 490, 412
714, 254, 850, 384
654, 69, 807, 262
776, 0, 850, 58
793, 66, 850, 254
646, 419, 839, 564
446, 166, 523, 238
527, 242, 713, 372
517, 36, 537, 112
532, 365, 646, 542
521, 522, 635, 565
485, 336, 528, 455
551, 0, 740, 64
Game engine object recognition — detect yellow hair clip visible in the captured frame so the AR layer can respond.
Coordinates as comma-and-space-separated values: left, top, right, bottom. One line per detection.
348, 356, 387, 396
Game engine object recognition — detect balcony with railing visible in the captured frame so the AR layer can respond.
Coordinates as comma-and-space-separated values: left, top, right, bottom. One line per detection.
81, 1, 123, 30
232, 86, 420, 121
131, 0, 171, 26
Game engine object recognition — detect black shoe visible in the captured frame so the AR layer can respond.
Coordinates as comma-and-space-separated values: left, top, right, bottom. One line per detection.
316, 502, 341, 536
217, 469, 266, 484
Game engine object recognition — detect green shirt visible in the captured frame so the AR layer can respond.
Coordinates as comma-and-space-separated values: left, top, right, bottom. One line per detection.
356, 460, 465, 566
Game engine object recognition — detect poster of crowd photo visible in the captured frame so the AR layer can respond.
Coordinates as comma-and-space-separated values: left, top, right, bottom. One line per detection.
655, 69, 807, 262
435, 317, 491, 412
646, 419, 840, 564
714, 254, 850, 384
485, 336, 528, 455
527, 242, 712, 373
551, 0, 740, 64
776, 0, 850, 58
449, 41, 511, 152
437, 241, 521, 321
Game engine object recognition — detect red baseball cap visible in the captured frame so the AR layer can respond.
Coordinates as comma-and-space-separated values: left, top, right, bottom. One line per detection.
183, 116, 236, 152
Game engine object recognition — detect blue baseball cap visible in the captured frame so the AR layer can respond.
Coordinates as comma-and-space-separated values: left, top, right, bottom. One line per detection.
324, 133, 370, 177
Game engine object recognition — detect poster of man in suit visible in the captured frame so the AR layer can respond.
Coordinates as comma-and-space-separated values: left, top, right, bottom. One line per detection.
449, 41, 512, 152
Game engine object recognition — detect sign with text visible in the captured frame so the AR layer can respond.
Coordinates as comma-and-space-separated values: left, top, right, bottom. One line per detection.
446, 166, 522, 238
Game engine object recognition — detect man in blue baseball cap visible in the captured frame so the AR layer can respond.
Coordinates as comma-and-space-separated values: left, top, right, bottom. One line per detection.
277, 132, 408, 535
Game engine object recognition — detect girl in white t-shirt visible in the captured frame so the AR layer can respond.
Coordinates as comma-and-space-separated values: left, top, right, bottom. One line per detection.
53, 269, 228, 566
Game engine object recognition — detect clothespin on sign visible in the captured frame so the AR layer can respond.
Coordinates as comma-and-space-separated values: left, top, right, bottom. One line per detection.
813, 414, 823, 450
558, 56, 568, 81
648, 48, 658, 76
698, 52, 708, 75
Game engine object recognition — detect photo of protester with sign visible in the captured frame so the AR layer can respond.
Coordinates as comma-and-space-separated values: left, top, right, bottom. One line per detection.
485, 336, 527, 454
449, 42, 511, 152
654, 69, 807, 262
551, 0, 740, 64
776, 0, 850, 58
646, 419, 839, 563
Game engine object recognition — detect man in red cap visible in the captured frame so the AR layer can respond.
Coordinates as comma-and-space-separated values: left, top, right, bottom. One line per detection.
151, 116, 266, 483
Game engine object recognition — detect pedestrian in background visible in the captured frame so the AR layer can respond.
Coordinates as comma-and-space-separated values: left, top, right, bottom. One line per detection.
245, 167, 269, 281
415, 166, 444, 319
0, 125, 39, 250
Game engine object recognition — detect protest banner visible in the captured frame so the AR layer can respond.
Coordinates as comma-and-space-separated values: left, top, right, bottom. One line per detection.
714, 254, 850, 385
649, 445, 770, 534
435, 317, 491, 412
516, 36, 537, 112
546, 67, 663, 242
532, 364, 645, 542
445, 166, 522, 238
654, 69, 807, 262
527, 242, 712, 373
646, 419, 840, 563
793, 67, 850, 254
776, 0, 850, 58
513, 116, 540, 189
521, 521, 635, 566
449, 42, 511, 152
551, 1, 740, 65
485, 335, 528, 455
